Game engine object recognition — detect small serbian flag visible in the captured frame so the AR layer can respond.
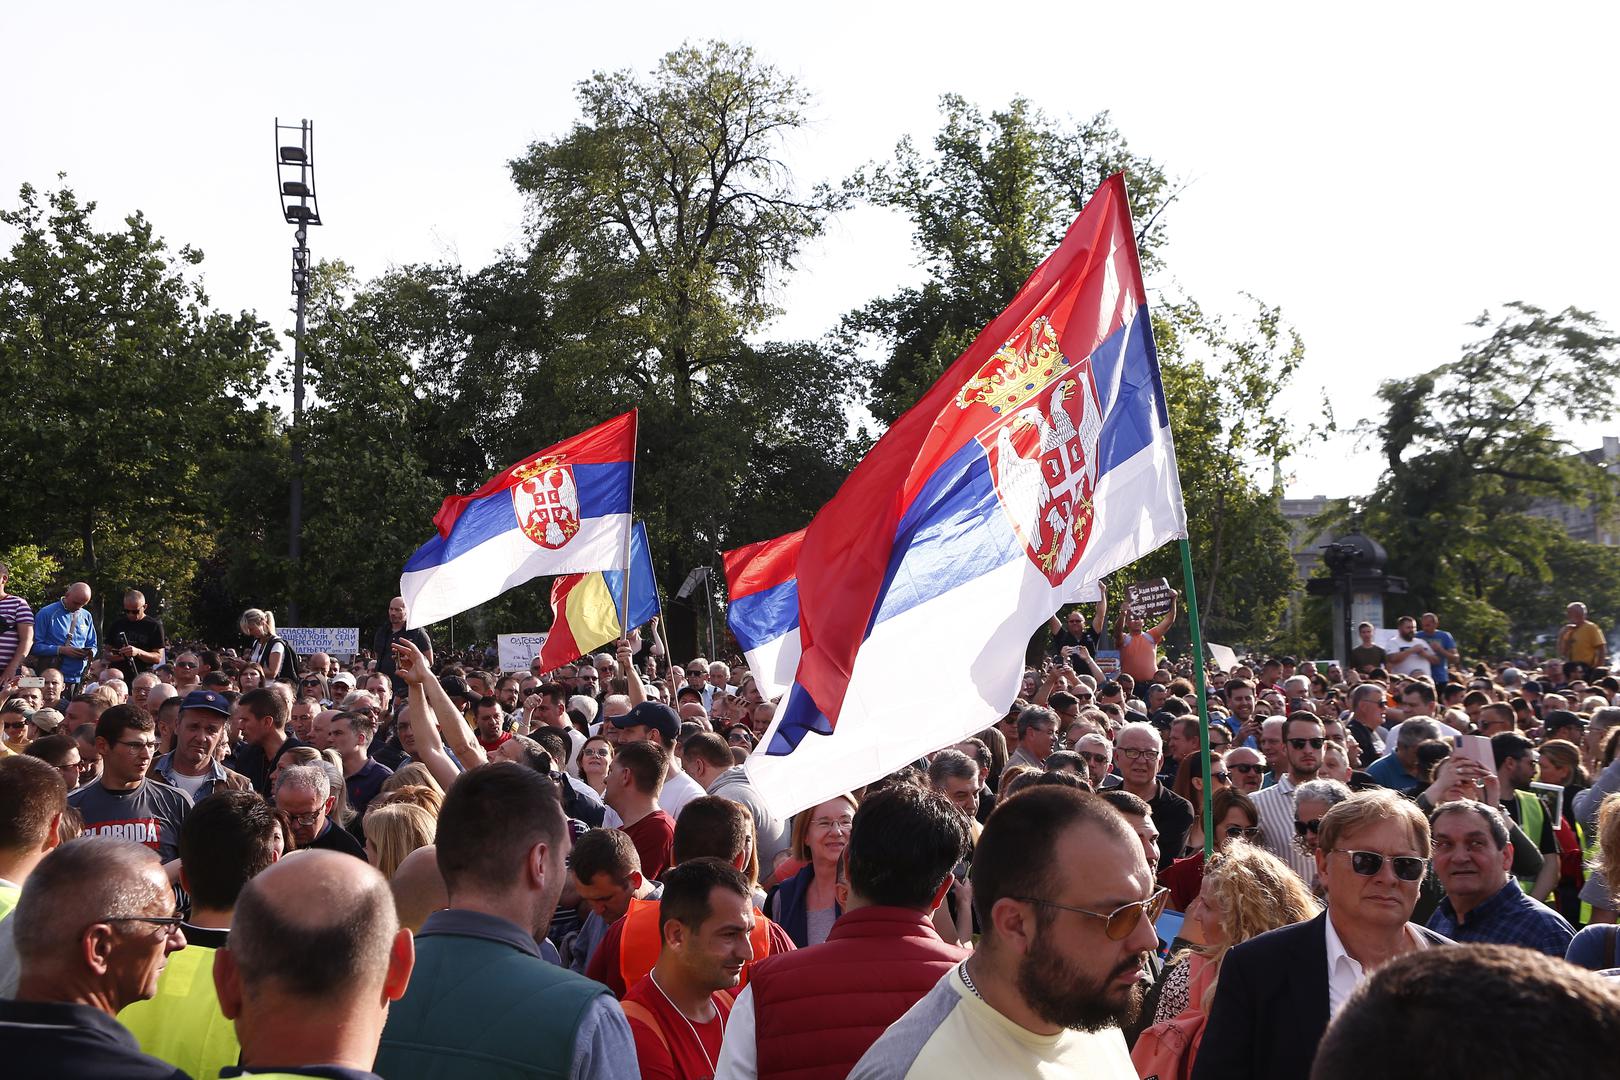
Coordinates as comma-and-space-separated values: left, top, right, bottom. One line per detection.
723, 529, 805, 698
537, 521, 660, 671
401, 411, 637, 629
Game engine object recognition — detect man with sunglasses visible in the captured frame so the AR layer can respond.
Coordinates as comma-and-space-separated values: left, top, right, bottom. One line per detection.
103, 590, 165, 684
1224, 746, 1265, 795
850, 787, 1149, 1079
1249, 712, 1329, 887
0, 837, 188, 1079
1194, 790, 1449, 1080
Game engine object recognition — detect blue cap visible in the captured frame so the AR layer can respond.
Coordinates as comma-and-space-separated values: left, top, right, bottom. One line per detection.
611, 701, 681, 742
181, 688, 232, 716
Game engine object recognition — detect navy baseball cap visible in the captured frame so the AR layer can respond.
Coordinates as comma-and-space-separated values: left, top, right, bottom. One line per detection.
181, 688, 232, 716
612, 701, 681, 742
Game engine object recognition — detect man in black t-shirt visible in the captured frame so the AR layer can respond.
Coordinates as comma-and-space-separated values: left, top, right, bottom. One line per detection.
1046, 592, 1108, 662
103, 590, 165, 683
373, 595, 432, 698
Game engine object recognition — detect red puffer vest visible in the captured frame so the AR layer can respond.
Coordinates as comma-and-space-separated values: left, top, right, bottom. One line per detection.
747, 906, 967, 1080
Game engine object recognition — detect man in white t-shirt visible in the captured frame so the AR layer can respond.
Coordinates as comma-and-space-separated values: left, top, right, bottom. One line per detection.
1384, 616, 1439, 679
850, 787, 1147, 1079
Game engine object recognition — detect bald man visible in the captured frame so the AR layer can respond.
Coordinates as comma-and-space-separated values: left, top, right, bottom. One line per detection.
375, 595, 433, 698
215, 850, 414, 1079
33, 582, 97, 692
390, 844, 449, 933
0, 837, 187, 1078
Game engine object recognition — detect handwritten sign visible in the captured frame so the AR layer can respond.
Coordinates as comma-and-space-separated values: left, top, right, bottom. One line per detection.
1126, 578, 1175, 621
279, 627, 359, 659
497, 633, 550, 673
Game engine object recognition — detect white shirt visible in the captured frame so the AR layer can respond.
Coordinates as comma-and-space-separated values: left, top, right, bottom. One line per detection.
661, 764, 707, 820
1249, 776, 1319, 887
1385, 636, 1438, 677
1323, 908, 1431, 1016
714, 983, 758, 1080
1383, 717, 1463, 749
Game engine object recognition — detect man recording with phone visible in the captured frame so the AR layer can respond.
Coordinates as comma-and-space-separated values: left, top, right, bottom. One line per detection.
104, 590, 166, 683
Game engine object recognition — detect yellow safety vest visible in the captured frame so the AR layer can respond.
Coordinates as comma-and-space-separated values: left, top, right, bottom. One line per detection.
1514, 790, 1547, 899
118, 941, 239, 1080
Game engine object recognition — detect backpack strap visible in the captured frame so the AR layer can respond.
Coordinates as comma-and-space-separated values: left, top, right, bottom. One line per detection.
620, 1000, 668, 1054
1606, 925, 1617, 971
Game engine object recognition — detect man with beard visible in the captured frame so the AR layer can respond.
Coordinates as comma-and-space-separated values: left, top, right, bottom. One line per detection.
850, 787, 1152, 1078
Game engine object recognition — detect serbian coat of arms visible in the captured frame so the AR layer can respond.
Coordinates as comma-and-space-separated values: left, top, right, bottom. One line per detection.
512, 457, 581, 549
957, 316, 1103, 587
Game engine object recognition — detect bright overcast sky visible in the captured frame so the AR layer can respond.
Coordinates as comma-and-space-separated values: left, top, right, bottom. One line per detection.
7, 3, 1618, 498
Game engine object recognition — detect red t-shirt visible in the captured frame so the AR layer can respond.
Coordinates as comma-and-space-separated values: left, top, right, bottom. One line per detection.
586, 910, 797, 997
620, 810, 676, 882
622, 973, 732, 1080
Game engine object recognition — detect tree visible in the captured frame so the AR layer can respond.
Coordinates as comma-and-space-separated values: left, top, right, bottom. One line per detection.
846, 95, 1175, 424
0, 180, 278, 635
0, 544, 61, 603
847, 97, 1301, 646
493, 41, 863, 649
1346, 303, 1620, 654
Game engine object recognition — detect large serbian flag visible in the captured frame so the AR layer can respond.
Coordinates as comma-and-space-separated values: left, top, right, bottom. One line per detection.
401, 411, 636, 629
746, 175, 1187, 817
536, 521, 660, 670
723, 529, 805, 698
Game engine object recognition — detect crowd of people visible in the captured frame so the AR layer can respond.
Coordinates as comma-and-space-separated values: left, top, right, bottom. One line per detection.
1, 566, 1619, 1079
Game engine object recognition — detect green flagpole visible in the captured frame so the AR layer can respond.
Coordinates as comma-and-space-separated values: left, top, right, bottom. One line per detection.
1178, 537, 1215, 858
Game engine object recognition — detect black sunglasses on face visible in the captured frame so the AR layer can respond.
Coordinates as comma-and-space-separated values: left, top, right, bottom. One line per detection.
1294, 818, 1323, 836
1224, 825, 1262, 841
1288, 738, 1325, 750
1334, 849, 1426, 881
1228, 762, 1263, 774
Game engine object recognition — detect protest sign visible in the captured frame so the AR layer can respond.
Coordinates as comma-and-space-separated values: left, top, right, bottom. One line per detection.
1093, 649, 1121, 677
280, 627, 359, 659
1207, 642, 1238, 671
497, 633, 549, 673
1126, 578, 1175, 621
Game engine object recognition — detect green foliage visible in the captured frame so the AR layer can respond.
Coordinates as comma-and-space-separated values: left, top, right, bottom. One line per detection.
0, 180, 279, 635
845, 95, 1173, 424
1348, 303, 1620, 653
0, 544, 62, 602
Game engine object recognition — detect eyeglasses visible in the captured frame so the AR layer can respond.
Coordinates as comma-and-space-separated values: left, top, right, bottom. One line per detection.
1228, 762, 1263, 774
3, 721, 26, 732
1013, 887, 1170, 941
581, 749, 611, 760
175, 661, 197, 669
123, 607, 142, 615
1224, 825, 1263, 841
811, 817, 854, 833
117, 739, 157, 753
301, 679, 323, 687
1294, 818, 1323, 836
56, 761, 83, 775
1332, 849, 1426, 882
284, 810, 323, 826
98, 915, 185, 939
1287, 738, 1325, 750
1116, 747, 1160, 761
1078, 751, 1111, 765
1210, 771, 1231, 783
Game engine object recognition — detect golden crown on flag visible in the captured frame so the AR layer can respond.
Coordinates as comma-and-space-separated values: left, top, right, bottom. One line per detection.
511, 455, 566, 484
955, 316, 1071, 415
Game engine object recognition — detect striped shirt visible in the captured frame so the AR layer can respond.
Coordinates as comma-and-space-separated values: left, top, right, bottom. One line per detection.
1250, 776, 1319, 888
0, 594, 33, 674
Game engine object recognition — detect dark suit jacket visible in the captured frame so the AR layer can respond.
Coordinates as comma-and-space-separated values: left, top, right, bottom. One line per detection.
1190, 911, 1451, 1080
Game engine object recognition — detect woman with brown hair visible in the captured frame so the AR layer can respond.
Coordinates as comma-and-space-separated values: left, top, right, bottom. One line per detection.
1171, 751, 1233, 858
765, 793, 857, 947
1158, 787, 1260, 912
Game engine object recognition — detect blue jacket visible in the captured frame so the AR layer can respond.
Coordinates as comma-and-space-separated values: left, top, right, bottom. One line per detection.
768, 862, 843, 949
32, 601, 97, 681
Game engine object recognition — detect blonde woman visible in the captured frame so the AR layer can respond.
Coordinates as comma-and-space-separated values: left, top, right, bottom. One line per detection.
363, 801, 437, 879
239, 608, 288, 682
1134, 844, 1321, 1080
379, 762, 443, 798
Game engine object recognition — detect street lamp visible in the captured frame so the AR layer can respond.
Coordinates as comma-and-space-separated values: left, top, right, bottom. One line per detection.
275, 118, 323, 623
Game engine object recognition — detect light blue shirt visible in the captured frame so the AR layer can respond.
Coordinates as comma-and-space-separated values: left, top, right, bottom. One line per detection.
31, 600, 97, 681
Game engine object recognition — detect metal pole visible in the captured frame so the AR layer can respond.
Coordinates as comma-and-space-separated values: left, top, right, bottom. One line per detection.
288, 225, 308, 625
704, 566, 717, 658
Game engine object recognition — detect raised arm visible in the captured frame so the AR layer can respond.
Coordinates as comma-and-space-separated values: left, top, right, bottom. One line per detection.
391, 640, 464, 790
1149, 591, 1179, 641
397, 640, 486, 767
620, 639, 647, 707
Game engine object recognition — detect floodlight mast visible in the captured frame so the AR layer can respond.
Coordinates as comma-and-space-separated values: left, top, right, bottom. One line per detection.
275, 118, 322, 623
